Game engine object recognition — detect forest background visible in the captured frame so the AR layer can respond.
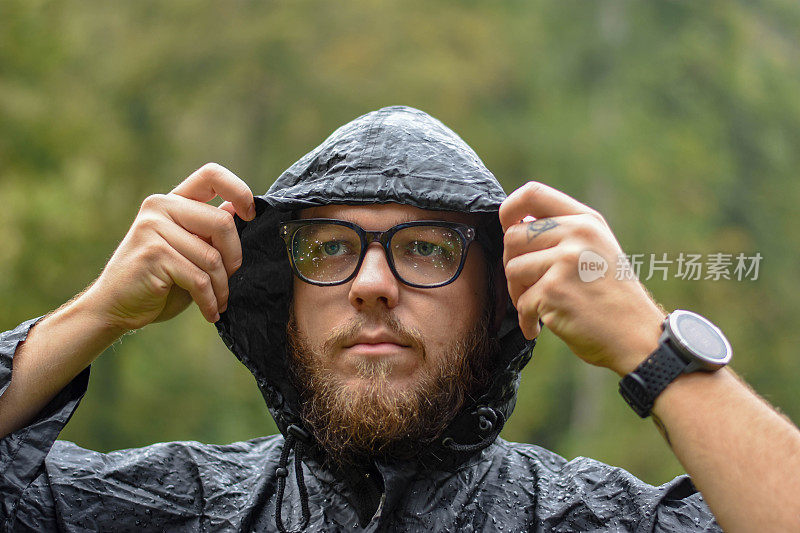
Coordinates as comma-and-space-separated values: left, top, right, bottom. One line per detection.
2, 0, 799, 484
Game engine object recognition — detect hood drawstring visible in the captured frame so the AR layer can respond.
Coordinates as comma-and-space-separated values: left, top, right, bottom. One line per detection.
269, 409, 500, 531
274, 424, 312, 533
441, 407, 505, 453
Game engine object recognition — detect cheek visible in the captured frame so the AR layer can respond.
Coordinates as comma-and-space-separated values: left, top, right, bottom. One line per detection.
457, 252, 490, 321
419, 263, 487, 347
291, 280, 345, 349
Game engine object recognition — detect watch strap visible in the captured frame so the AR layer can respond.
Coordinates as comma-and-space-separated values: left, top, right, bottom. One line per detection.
619, 342, 688, 417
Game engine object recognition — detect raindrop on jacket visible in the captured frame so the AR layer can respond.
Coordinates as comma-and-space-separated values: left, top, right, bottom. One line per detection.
1, 106, 720, 531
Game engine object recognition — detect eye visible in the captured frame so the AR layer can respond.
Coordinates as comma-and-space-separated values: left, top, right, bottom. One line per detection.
321, 240, 349, 256
409, 240, 443, 257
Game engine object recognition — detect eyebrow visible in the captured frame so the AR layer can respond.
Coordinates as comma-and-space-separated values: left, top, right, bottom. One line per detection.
300, 213, 457, 225
375, 215, 451, 224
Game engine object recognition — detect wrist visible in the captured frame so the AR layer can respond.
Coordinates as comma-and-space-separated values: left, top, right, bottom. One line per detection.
651, 366, 737, 417
618, 309, 733, 418
67, 285, 132, 342
609, 310, 667, 377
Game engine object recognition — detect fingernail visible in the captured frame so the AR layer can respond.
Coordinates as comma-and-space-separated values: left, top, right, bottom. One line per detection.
247, 204, 256, 219
213, 312, 220, 322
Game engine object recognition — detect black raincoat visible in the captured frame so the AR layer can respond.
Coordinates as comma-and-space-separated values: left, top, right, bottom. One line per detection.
1, 106, 721, 531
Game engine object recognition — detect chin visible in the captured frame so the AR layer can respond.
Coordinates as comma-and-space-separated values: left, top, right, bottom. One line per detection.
342, 367, 420, 394
337, 353, 419, 380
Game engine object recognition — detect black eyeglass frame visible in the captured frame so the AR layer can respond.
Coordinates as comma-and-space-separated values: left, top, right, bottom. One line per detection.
279, 218, 477, 288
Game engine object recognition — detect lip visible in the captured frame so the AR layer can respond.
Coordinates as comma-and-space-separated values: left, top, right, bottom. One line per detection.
343, 331, 410, 349
344, 342, 410, 356
342, 331, 412, 357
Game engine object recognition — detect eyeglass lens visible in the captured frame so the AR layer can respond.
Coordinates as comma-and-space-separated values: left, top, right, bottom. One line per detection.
290, 223, 465, 286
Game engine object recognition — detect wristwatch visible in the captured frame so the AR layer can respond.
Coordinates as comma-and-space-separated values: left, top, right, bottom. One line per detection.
619, 310, 732, 418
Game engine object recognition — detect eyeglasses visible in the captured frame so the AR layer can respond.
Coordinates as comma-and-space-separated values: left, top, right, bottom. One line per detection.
279, 218, 476, 288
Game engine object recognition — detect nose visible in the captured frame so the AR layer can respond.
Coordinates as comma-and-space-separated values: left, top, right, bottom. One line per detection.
348, 243, 400, 310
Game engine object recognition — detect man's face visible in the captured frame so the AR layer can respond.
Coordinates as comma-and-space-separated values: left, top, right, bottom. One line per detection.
288, 203, 494, 464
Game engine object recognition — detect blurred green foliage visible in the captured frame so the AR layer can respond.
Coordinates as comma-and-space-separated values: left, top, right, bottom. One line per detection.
2, 0, 799, 485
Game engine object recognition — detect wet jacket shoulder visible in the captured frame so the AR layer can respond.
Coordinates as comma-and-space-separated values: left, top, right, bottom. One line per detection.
491, 440, 720, 532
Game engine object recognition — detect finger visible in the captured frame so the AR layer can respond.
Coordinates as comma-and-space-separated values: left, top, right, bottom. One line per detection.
154, 221, 230, 313
154, 195, 242, 277
515, 282, 546, 340
503, 212, 609, 268
499, 181, 596, 233
159, 247, 220, 322
171, 162, 256, 221
218, 201, 237, 217
502, 216, 567, 265
504, 248, 559, 306
517, 311, 542, 340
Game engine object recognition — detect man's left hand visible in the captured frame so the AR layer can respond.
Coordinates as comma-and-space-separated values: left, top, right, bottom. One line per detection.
499, 181, 666, 375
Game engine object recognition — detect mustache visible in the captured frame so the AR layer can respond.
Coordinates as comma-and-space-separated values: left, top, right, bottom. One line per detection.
322, 311, 427, 360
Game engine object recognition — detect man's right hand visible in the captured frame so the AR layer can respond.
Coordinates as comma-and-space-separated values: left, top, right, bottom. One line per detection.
0, 163, 255, 439
83, 163, 256, 332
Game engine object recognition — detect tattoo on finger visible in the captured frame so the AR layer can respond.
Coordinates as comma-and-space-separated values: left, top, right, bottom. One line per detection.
526, 218, 559, 242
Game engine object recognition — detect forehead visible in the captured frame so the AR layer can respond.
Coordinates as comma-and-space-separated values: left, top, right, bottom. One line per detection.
298, 203, 480, 230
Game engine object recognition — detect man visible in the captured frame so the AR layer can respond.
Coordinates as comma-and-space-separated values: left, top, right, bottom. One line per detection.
0, 106, 798, 532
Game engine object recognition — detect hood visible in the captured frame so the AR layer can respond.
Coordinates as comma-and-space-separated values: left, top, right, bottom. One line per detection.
216, 105, 535, 468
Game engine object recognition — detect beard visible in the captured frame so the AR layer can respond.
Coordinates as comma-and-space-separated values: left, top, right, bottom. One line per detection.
286, 305, 496, 468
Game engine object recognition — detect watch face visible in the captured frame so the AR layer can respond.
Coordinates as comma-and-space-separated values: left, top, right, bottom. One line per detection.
671, 311, 731, 363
